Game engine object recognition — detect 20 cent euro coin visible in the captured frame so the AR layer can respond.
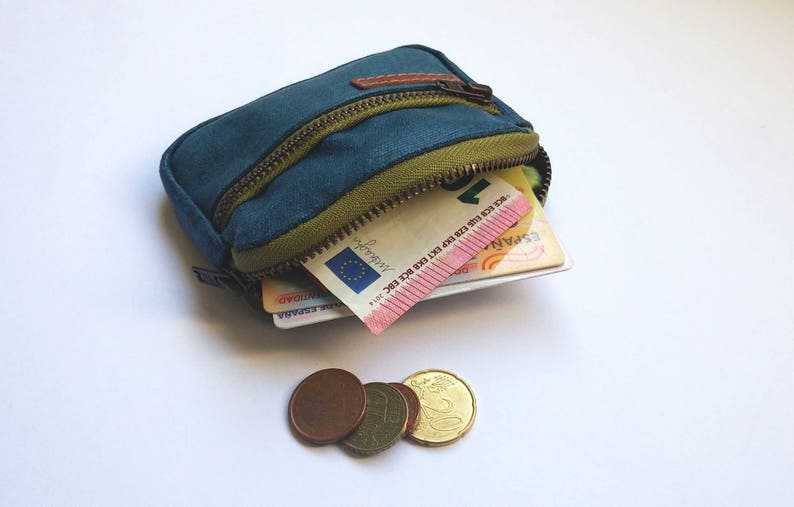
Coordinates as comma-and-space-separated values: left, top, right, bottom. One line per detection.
403, 369, 476, 446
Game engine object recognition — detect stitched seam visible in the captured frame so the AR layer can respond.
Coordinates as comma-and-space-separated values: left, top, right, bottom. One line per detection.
353, 74, 459, 85
359, 72, 458, 81
351, 73, 462, 89
367, 75, 456, 85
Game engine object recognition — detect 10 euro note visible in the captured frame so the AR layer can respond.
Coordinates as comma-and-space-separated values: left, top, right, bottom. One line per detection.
271, 177, 572, 329
262, 166, 564, 315
301, 173, 532, 334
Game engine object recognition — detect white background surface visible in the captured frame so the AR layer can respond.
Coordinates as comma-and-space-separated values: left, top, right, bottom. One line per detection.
1, 1, 792, 505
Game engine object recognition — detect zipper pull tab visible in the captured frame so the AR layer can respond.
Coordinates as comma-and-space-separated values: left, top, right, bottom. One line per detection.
436, 80, 493, 105
192, 266, 249, 295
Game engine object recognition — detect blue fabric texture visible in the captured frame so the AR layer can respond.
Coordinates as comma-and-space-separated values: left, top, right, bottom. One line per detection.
223, 104, 523, 250
160, 44, 536, 270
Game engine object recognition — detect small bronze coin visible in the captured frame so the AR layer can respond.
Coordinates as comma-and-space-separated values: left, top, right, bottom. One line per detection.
288, 368, 367, 445
389, 382, 420, 434
342, 382, 408, 455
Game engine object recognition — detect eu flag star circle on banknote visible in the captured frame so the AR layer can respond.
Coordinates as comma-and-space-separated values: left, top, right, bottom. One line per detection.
324, 247, 381, 294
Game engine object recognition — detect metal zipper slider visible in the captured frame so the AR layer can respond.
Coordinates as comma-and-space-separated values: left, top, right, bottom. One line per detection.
436, 80, 493, 104
192, 266, 250, 295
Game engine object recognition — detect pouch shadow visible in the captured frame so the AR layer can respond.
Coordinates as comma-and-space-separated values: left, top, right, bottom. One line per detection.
157, 198, 359, 353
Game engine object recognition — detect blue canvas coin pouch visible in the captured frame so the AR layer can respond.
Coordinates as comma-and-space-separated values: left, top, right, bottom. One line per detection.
160, 44, 551, 297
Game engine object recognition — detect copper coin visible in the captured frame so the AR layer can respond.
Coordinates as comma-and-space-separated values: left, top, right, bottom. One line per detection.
389, 382, 420, 434
288, 368, 367, 445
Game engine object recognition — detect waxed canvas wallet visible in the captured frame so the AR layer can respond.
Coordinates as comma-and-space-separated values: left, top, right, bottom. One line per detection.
160, 44, 551, 296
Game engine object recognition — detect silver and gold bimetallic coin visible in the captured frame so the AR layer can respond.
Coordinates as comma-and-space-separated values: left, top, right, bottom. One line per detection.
342, 382, 408, 455
403, 369, 476, 446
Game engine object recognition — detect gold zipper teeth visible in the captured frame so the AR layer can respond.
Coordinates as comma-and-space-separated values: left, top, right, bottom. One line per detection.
245, 146, 546, 281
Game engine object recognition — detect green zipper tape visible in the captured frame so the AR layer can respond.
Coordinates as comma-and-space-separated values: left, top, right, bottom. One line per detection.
231, 130, 540, 275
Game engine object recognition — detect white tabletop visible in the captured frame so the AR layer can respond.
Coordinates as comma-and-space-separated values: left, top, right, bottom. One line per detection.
1, 1, 792, 505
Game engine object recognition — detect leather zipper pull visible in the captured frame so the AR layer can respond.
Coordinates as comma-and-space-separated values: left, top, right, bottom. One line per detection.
436, 80, 493, 105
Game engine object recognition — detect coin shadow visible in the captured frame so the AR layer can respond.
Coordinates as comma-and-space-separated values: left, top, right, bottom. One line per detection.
285, 419, 341, 453
285, 413, 402, 460
157, 198, 359, 353
337, 435, 454, 462
338, 442, 390, 460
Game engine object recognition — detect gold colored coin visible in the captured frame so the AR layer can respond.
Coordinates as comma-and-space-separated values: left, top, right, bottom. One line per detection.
342, 383, 408, 455
403, 369, 476, 446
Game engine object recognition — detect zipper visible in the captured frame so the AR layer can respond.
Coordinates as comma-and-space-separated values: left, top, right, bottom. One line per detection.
533, 144, 552, 206
435, 81, 494, 105
194, 145, 551, 293
211, 80, 498, 230
191, 266, 250, 294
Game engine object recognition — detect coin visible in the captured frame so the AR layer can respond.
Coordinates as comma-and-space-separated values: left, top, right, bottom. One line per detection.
342, 382, 408, 455
389, 382, 420, 434
288, 368, 367, 445
403, 369, 476, 446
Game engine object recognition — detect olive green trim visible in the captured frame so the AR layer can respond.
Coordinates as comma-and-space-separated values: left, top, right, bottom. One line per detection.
212, 94, 500, 229
231, 131, 540, 273
522, 165, 542, 190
